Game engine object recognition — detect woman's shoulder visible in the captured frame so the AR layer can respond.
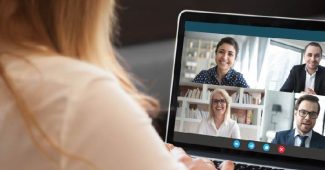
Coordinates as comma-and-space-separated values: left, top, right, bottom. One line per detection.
198, 117, 211, 127
230, 68, 244, 77
201, 117, 211, 123
228, 69, 249, 87
193, 67, 216, 83
196, 69, 209, 76
197, 67, 216, 75
4, 55, 119, 100
225, 118, 238, 126
26, 55, 117, 85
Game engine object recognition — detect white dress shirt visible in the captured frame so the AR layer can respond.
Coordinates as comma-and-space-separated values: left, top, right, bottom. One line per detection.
197, 117, 241, 139
0, 56, 187, 170
305, 66, 317, 91
294, 128, 312, 148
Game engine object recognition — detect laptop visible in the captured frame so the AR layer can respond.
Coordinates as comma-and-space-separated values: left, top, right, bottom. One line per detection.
166, 10, 325, 170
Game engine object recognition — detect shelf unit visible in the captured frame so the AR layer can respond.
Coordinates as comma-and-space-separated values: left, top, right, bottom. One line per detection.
181, 38, 219, 82
175, 82, 265, 140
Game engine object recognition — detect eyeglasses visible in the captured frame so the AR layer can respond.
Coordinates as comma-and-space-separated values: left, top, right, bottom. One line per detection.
298, 109, 318, 119
211, 99, 227, 104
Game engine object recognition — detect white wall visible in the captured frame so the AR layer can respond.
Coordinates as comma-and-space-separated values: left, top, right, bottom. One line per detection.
260, 90, 295, 142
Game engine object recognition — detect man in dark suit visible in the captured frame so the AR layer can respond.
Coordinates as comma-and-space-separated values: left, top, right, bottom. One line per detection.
280, 42, 325, 96
272, 95, 325, 149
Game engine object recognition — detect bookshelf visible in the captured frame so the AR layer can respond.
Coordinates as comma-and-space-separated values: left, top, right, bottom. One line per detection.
181, 38, 218, 82
175, 82, 265, 140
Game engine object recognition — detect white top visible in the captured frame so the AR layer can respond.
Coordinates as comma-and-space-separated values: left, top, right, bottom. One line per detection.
294, 128, 312, 148
197, 117, 241, 139
304, 66, 317, 91
0, 56, 187, 170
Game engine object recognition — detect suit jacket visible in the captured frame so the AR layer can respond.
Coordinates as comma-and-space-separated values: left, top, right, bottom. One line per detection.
271, 129, 325, 149
280, 64, 325, 96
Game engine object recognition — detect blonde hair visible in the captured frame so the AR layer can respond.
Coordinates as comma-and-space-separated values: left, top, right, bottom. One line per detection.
0, 0, 159, 168
209, 88, 231, 122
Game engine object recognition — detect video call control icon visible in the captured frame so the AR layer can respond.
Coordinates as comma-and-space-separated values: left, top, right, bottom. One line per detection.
233, 140, 241, 149
278, 145, 286, 154
247, 141, 255, 150
263, 144, 270, 152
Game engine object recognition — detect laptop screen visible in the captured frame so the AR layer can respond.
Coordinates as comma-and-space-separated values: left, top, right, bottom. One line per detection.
167, 10, 325, 164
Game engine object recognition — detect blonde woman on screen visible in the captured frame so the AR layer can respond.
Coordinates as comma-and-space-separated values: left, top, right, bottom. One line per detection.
0, 0, 233, 170
197, 89, 240, 139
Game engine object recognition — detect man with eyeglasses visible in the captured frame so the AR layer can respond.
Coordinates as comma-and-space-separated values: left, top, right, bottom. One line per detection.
271, 95, 325, 149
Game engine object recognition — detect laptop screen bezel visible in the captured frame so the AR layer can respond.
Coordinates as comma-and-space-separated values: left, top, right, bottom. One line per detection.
166, 10, 325, 166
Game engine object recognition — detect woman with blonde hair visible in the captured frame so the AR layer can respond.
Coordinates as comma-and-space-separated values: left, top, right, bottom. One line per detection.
0, 0, 234, 170
197, 88, 240, 138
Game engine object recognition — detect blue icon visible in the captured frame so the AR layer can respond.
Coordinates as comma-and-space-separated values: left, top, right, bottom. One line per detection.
247, 141, 255, 150
233, 140, 241, 148
263, 144, 270, 152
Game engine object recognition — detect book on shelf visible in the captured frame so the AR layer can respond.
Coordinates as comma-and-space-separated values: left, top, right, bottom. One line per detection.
246, 110, 253, 125
195, 88, 201, 99
231, 92, 239, 103
242, 93, 263, 105
184, 89, 191, 98
193, 109, 200, 119
231, 109, 253, 125
198, 91, 203, 99
184, 88, 202, 99
185, 107, 189, 118
236, 109, 246, 124
191, 88, 198, 98
184, 108, 208, 120
182, 86, 264, 104
206, 90, 212, 100
230, 113, 237, 122
242, 93, 246, 104
242, 93, 252, 104
251, 92, 262, 105
201, 110, 209, 119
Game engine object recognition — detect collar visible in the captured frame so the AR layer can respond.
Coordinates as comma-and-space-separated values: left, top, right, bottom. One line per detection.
208, 117, 228, 130
210, 66, 235, 82
304, 65, 318, 76
294, 128, 313, 138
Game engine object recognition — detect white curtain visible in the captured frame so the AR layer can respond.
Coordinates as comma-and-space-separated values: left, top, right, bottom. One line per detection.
234, 37, 270, 89
257, 41, 301, 90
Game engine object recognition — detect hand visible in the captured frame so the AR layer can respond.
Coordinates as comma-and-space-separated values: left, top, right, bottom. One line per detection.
219, 160, 235, 170
302, 88, 316, 95
166, 143, 175, 151
170, 147, 216, 170
166, 143, 234, 170
304, 88, 316, 95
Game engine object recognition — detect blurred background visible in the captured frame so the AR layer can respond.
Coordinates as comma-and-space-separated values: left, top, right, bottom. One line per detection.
115, 0, 325, 138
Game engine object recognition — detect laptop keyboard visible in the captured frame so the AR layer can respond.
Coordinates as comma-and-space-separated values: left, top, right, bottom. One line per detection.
213, 160, 284, 170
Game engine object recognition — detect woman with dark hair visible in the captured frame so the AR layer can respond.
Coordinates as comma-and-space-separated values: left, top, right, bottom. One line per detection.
193, 37, 249, 88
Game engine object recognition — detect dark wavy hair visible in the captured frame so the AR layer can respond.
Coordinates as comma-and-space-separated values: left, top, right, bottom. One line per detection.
215, 37, 239, 59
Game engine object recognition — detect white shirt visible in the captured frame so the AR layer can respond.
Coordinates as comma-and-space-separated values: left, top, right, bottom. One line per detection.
0, 56, 187, 170
197, 117, 241, 139
304, 66, 317, 91
294, 128, 312, 148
